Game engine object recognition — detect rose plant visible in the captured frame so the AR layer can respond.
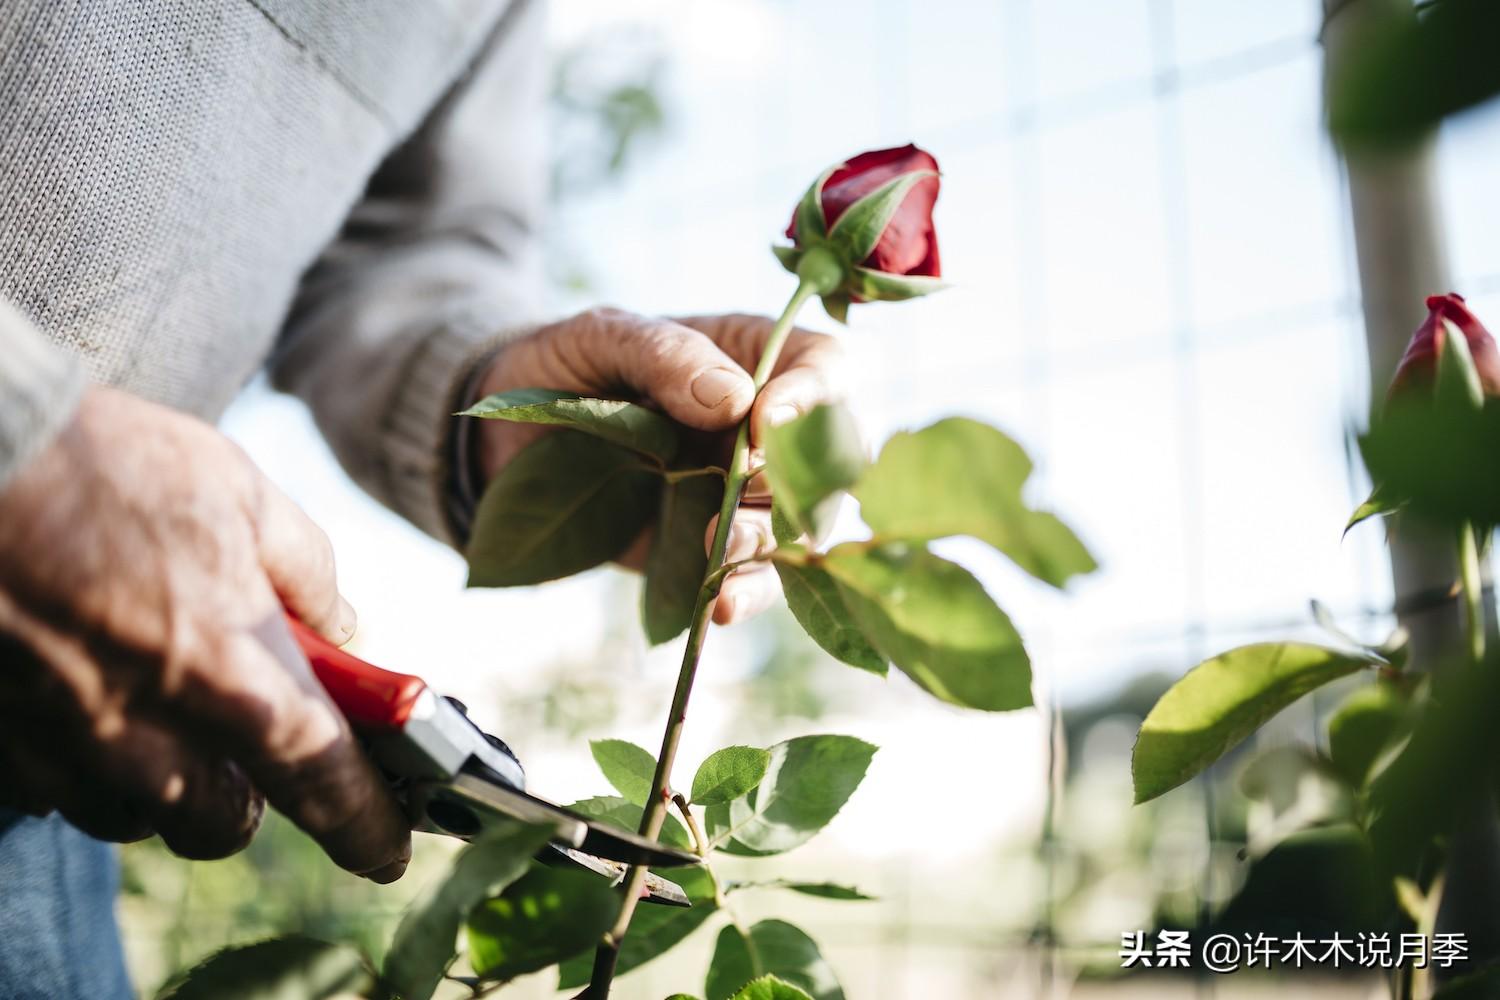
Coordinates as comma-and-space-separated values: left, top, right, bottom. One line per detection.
157, 146, 1096, 1000
1131, 293, 1500, 998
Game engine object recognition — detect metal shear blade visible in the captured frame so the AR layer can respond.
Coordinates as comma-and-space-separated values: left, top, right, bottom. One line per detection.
413, 773, 697, 907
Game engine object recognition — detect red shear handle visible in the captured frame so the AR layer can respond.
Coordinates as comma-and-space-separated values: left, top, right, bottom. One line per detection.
285, 613, 427, 732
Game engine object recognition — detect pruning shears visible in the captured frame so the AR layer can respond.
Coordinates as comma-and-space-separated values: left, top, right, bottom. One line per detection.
286, 614, 695, 907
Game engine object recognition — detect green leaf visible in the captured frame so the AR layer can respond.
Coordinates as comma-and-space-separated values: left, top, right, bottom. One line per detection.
1364, 664, 1500, 878
1360, 399, 1500, 524
458, 388, 679, 462
1345, 484, 1400, 536
1131, 643, 1374, 804
793, 164, 839, 245
775, 557, 887, 675
644, 472, 723, 644
771, 501, 800, 547
691, 746, 771, 806
154, 936, 371, 1000
729, 975, 817, 1000
1237, 746, 1353, 859
1328, 0, 1500, 146
827, 171, 936, 266
772, 245, 802, 276
854, 417, 1096, 588
467, 431, 661, 587
557, 867, 718, 988
1437, 317, 1486, 411
566, 795, 690, 850
382, 821, 553, 1000
823, 543, 1032, 711
820, 294, 850, 325
763, 404, 864, 540
706, 921, 843, 1000
725, 880, 874, 901
846, 267, 948, 302
589, 739, 659, 806
706, 734, 875, 856
1327, 681, 1413, 787
466, 866, 622, 983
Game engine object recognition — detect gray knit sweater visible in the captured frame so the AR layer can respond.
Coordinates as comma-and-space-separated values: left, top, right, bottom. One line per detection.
0, 0, 546, 544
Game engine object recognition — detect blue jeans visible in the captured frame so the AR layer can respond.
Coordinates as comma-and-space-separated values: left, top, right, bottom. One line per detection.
0, 810, 132, 1000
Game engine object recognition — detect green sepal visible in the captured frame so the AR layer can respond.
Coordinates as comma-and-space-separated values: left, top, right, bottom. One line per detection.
826, 171, 936, 269
1436, 318, 1485, 411
793, 165, 840, 245
772, 244, 803, 276
1345, 484, 1401, 537
820, 294, 849, 325
847, 267, 947, 302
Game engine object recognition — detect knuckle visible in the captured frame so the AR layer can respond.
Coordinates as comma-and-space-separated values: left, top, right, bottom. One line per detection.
578, 305, 631, 327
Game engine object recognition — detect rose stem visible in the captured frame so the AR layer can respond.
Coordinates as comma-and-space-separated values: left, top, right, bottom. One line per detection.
584, 277, 820, 997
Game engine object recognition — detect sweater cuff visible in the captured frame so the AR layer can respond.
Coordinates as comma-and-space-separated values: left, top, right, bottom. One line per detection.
0, 299, 85, 493
379, 311, 537, 548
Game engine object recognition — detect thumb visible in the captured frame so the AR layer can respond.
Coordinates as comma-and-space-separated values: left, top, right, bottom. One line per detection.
564, 308, 755, 431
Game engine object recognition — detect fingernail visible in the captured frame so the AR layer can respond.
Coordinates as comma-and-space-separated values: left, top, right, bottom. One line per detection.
767, 405, 800, 428
363, 857, 408, 884
336, 597, 357, 640
692, 367, 749, 409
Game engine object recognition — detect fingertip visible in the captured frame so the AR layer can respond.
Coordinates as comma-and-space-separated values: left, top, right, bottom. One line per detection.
333, 596, 357, 645
688, 367, 755, 426
362, 854, 410, 884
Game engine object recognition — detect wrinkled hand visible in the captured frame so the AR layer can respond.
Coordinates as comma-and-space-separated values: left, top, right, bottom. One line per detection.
0, 387, 410, 879
475, 307, 844, 624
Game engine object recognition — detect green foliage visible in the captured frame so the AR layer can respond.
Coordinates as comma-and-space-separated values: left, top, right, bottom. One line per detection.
381, 822, 552, 1000
773, 558, 886, 675
1364, 664, 1500, 879
458, 388, 679, 462
448, 388, 1088, 996
465, 866, 622, 983
728, 976, 816, 1000
1132, 643, 1374, 804
791, 165, 837, 245
853, 417, 1095, 588
763, 405, 864, 541
154, 936, 372, 1000
1360, 398, 1500, 524
567, 795, 692, 850
1344, 485, 1399, 535
1328, 0, 1500, 146
846, 268, 946, 302
467, 431, 660, 586
706, 921, 843, 1000
724, 881, 873, 901
590, 739, 659, 806
557, 868, 719, 988
691, 746, 772, 806
823, 544, 1032, 711
706, 735, 875, 856
1327, 681, 1412, 786
645, 473, 724, 643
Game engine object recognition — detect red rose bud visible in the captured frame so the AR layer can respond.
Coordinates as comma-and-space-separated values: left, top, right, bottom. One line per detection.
1388, 293, 1500, 402
773, 144, 946, 322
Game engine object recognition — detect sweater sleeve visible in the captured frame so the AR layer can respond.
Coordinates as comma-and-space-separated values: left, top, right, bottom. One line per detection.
269, 0, 547, 547
0, 297, 86, 492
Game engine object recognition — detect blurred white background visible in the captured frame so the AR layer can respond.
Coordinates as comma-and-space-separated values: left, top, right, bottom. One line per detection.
202, 1, 1500, 996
